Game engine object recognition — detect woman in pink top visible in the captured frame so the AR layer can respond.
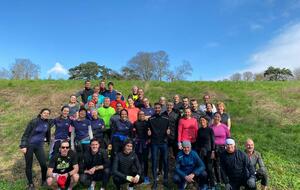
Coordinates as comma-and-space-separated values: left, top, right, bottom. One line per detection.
210, 112, 230, 185
177, 107, 198, 149
126, 97, 140, 124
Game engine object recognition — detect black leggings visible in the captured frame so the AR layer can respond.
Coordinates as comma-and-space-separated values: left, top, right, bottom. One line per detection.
24, 145, 47, 184
199, 148, 214, 187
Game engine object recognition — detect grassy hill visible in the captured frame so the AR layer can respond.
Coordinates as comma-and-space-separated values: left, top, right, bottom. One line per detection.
0, 80, 299, 190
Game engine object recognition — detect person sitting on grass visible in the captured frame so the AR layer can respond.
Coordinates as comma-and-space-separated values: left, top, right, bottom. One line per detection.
245, 139, 268, 190
80, 138, 110, 190
112, 139, 143, 190
47, 140, 79, 190
173, 141, 207, 190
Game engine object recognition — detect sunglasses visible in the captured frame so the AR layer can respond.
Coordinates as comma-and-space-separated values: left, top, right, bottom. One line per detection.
61, 146, 70, 149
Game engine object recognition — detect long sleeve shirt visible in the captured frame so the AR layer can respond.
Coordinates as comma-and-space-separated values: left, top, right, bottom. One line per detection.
246, 150, 266, 172
196, 127, 215, 152
178, 117, 198, 143
148, 114, 170, 144
210, 123, 230, 145
220, 149, 256, 183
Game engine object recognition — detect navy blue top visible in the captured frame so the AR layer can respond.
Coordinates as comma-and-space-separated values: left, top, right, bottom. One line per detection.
91, 118, 105, 140
141, 107, 155, 117
53, 117, 71, 140
72, 119, 91, 141
102, 89, 124, 101
112, 119, 133, 138
29, 119, 49, 145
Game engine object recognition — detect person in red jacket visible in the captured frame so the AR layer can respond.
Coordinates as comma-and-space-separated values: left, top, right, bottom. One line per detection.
178, 107, 198, 149
110, 91, 127, 111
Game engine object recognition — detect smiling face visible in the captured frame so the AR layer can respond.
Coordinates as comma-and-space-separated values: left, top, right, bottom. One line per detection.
61, 107, 69, 118
60, 141, 70, 156
90, 140, 100, 154
120, 110, 128, 121
200, 117, 208, 128
154, 104, 162, 114
103, 98, 110, 107
138, 111, 145, 121
184, 108, 192, 118
183, 145, 191, 155
79, 109, 87, 119
226, 143, 235, 153
124, 142, 133, 154
40, 110, 50, 119
213, 113, 221, 124
70, 95, 77, 103
245, 139, 255, 154
91, 110, 98, 119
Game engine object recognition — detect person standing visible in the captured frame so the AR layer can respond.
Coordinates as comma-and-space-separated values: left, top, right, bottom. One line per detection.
148, 103, 171, 189
76, 80, 94, 106
20, 108, 52, 190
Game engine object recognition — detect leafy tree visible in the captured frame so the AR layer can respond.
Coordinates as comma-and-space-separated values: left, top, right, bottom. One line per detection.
121, 66, 141, 80
263, 66, 293, 81
230, 72, 242, 81
242, 71, 254, 81
69, 62, 100, 80
10, 59, 40, 79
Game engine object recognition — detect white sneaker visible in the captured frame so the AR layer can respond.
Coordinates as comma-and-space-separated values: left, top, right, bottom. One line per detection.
128, 186, 134, 190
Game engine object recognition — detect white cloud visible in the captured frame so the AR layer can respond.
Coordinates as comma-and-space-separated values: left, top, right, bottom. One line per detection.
250, 23, 264, 31
245, 22, 300, 73
47, 62, 68, 75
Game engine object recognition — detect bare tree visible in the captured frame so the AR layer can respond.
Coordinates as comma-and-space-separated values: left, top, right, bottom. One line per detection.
10, 59, 40, 79
230, 72, 242, 81
242, 71, 254, 81
0, 67, 11, 79
293, 67, 300, 80
152, 51, 169, 81
254, 72, 265, 81
167, 60, 193, 81
127, 52, 154, 81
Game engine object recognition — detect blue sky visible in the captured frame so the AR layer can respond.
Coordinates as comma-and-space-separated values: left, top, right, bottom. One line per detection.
1, 0, 300, 80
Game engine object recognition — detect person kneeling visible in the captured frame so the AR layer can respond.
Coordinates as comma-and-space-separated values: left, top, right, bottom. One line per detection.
80, 138, 110, 190
47, 140, 79, 190
173, 141, 207, 190
112, 139, 144, 190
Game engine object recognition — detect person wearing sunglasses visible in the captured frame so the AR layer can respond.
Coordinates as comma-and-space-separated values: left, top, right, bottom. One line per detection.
47, 140, 79, 190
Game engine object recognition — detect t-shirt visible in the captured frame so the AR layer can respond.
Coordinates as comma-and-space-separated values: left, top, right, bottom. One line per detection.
126, 107, 140, 124
98, 106, 116, 129
49, 151, 78, 174
53, 117, 72, 140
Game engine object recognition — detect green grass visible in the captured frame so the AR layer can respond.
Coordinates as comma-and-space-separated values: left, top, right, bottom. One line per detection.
0, 79, 299, 189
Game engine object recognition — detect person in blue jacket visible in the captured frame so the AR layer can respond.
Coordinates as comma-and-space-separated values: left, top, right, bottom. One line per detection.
111, 109, 133, 156
20, 108, 53, 190
173, 141, 207, 190
50, 105, 72, 157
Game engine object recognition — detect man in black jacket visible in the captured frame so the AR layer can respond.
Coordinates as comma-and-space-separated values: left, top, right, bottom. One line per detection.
76, 80, 94, 106
220, 138, 256, 190
112, 139, 143, 190
80, 138, 110, 190
149, 103, 171, 190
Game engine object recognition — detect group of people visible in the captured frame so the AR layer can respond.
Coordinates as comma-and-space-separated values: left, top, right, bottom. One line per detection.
20, 80, 268, 190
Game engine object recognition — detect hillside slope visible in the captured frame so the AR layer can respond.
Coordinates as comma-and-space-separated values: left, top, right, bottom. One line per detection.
0, 80, 299, 190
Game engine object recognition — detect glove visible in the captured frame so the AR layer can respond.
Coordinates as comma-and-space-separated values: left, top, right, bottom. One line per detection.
225, 183, 232, 190
247, 177, 256, 188
126, 176, 133, 182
